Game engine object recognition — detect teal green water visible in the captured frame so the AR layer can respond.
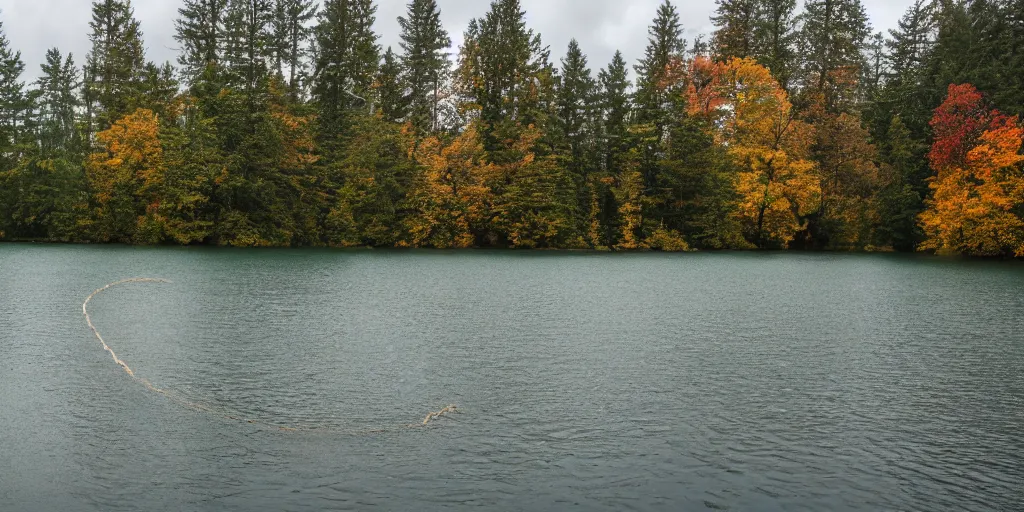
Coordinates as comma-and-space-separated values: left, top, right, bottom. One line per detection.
1, 245, 1023, 511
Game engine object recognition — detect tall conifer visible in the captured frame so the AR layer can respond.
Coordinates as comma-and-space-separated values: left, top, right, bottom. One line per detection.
175, 0, 228, 85
85, 0, 146, 130
313, 0, 381, 145
398, 0, 451, 133
271, 0, 317, 97
798, 0, 872, 111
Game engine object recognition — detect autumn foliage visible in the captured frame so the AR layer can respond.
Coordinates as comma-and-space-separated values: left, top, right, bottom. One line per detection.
685, 57, 820, 248
920, 85, 1024, 256
86, 108, 164, 242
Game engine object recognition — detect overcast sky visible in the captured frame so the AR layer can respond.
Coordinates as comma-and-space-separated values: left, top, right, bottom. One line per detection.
1, 0, 915, 81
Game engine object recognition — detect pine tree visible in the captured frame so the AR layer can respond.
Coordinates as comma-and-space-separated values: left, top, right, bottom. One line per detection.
712, 0, 757, 60
873, 115, 924, 250
175, 0, 228, 86
632, 0, 685, 199
598, 51, 630, 174
887, 0, 934, 82
376, 47, 407, 123
555, 40, 599, 245
797, 0, 872, 111
271, 0, 317, 98
634, 0, 685, 129
138, 62, 181, 122
0, 19, 29, 167
85, 0, 147, 131
863, 32, 886, 99
222, 0, 274, 96
556, 39, 597, 178
312, 0, 381, 146
36, 48, 82, 154
398, 0, 451, 134
457, 0, 553, 157
753, 0, 799, 92
594, 51, 632, 247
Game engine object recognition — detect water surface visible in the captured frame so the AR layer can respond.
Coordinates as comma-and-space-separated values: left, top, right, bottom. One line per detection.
1, 245, 1022, 511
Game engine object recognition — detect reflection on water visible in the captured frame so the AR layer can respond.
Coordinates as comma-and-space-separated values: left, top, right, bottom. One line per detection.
1, 246, 1023, 511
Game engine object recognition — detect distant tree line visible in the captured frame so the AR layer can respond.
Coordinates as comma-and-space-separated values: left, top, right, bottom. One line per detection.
0, 0, 1022, 255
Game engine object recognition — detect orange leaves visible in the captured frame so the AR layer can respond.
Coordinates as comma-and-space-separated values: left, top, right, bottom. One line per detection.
405, 124, 494, 248
683, 58, 820, 247
921, 86, 1024, 256
271, 107, 318, 171
967, 119, 1024, 181
87, 109, 164, 206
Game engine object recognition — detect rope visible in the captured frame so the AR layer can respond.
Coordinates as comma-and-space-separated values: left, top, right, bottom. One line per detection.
83, 278, 458, 434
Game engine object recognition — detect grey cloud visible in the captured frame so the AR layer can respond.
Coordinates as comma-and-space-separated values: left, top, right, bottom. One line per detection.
1, 0, 915, 81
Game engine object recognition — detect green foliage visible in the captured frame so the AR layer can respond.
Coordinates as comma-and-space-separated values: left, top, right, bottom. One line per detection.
712, 0, 758, 59
312, 0, 380, 149
2, 0, 1023, 257
398, 0, 451, 134
797, 0, 871, 111
634, 0, 685, 132
325, 116, 414, 247
271, 0, 317, 98
375, 48, 408, 124
86, 0, 147, 131
753, 0, 799, 92
175, 0, 229, 86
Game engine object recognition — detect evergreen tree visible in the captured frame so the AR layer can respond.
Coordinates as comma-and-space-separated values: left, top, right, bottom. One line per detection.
873, 115, 924, 250
887, 0, 934, 82
556, 39, 597, 178
597, 51, 630, 174
312, 0, 381, 147
174, 0, 228, 86
753, 0, 799, 92
634, 0, 685, 130
712, 0, 757, 60
555, 40, 599, 245
797, 0, 872, 111
376, 47, 407, 123
0, 19, 27, 239
0, 19, 29, 166
36, 48, 82, 154
398, 0, 451, 134
138, 62, 181, 122
271, 0, 317, 97
594, 51, 632, 246
862, 0, 933, 180
632, 0, 686, 214
862, 32, 886, 99
85, 0, 147, 131
457, 0, 554, 157
222, 0, 274, 96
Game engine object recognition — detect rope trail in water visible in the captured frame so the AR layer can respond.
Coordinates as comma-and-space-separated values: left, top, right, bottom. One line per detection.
83, 278, 458, 434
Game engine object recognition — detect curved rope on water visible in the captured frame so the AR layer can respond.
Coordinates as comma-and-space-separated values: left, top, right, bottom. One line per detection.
83, 278, 458, 433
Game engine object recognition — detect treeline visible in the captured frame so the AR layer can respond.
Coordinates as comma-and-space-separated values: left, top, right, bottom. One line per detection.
0, 0, 1022, 255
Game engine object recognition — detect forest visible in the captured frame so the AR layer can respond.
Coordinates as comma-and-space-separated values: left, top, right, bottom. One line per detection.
0, 0, 1021, 255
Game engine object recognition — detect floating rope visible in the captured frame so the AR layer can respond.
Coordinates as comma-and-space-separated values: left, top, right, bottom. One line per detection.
83, 278, 458, 434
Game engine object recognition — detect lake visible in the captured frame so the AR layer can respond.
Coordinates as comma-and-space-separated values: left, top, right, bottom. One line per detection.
1, 245, 1022, 511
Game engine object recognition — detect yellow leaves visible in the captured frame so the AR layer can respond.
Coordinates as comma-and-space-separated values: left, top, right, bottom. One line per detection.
613, 167, 646, 251
646, 226, 692, 252
405, 124, 494, 249
271, 109, 319, 171
921, 116, 1024, 256
683, 58, 818, 248
87, 109, 164, 207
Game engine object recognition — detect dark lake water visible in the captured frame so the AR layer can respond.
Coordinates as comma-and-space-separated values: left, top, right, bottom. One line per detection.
1, 245, 1023, 511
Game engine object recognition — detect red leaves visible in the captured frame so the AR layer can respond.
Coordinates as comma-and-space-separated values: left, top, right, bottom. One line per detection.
921, 83, 1024, 256
928, 84, 1011, 172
